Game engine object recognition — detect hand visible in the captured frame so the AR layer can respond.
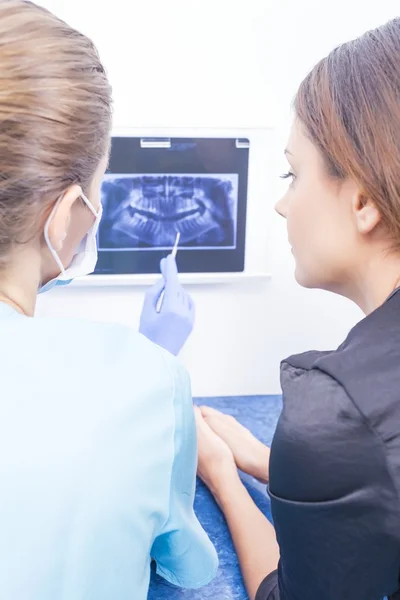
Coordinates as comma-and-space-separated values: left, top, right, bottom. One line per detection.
199, 406, 270, 484
196, 408, 279, 599
195, 406, 241, 502
139, 255, 195, 355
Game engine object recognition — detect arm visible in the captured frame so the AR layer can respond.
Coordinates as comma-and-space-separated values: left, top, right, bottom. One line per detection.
195, 409, 279, 600
216, 473, 279, 600
197, 368, 400, 600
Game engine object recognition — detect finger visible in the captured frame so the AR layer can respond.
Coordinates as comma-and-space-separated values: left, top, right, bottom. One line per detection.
195, 405, 213, 427
160, 257, 166, 276
187, 294, 195, 316
160, 254, 178, 282
146, 277, 165, 307
182, 291, 191, 311
199, 406, 225, 418
194, 405, 205, 424
186, 295, 196, 323
161, 256, 181, 303
177, 290, 191, 310
194, 406, 217, 439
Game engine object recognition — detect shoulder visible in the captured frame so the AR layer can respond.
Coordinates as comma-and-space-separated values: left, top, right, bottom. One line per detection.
27, 312, 164, 359
68, 316, 191, 405
272, 363, 394, 503
11, 313, 191, 412
281, 288, 400, 420
276, 290, 400, 499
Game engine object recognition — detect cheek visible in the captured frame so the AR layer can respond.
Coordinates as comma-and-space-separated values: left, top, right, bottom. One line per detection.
288, 192, 354, 288
286, 186, 326, 283
286, 189, 313, 248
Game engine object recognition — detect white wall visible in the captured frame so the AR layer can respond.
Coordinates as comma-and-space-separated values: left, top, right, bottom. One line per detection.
35, 0, 398, 396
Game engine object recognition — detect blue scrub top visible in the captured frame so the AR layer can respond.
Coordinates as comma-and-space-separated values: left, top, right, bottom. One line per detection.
0, 302, 217, 599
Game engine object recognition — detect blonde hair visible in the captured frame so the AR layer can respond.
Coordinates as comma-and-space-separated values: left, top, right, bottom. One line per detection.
0, 0, 112, 265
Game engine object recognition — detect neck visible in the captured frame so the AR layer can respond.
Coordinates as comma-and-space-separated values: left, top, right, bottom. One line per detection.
0, 250, 41, 317
339, 251, 400, 315
0, 286, 36, 316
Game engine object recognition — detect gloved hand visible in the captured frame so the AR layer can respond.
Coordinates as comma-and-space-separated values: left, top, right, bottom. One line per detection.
139, 254, 195, 355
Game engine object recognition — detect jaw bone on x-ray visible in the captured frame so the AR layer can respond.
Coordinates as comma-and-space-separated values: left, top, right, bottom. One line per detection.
99, 174, 238, 249
94, 136, 249, 275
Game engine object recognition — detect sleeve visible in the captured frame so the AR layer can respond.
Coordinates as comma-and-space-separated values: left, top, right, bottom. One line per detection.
255, 572, 280, 600
150, 356, 218, 589
255, 364, 400, 600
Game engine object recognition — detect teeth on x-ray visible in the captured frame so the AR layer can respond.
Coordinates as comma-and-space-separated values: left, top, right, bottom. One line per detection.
99, 174, 238, 248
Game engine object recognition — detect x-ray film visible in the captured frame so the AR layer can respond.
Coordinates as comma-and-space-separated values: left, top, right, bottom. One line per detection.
94, 137, 249, 275
99, 174, 238, 250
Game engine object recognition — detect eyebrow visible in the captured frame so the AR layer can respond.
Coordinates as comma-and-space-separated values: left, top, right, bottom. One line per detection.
284, 148, 293, 156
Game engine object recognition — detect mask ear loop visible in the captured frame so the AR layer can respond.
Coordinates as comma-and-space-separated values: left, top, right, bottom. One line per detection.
43, 195, 65, 275
43, 191, 100, 275
81, 191, 101, 219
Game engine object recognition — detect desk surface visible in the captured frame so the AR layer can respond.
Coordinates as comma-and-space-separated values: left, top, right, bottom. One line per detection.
148, 395, 282, 600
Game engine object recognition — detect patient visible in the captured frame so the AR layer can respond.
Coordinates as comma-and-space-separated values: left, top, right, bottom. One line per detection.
196, 16, 400, 600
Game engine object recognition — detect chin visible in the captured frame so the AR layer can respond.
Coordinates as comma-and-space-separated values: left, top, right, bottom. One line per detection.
294, 266, 317, 289
294, 263, 332, 291
295, 266, 341, 295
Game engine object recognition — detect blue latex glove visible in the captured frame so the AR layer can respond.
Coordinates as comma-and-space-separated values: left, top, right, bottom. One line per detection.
139, 255, 195, 355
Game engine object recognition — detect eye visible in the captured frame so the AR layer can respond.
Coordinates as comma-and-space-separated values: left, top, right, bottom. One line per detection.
280, 171, 296, 188
280, 171, 296, 181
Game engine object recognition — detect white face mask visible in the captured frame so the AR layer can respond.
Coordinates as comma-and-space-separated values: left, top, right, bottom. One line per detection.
39, 192, 102, 294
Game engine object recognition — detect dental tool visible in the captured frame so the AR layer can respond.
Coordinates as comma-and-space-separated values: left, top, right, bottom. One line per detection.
156, 232, 181, 313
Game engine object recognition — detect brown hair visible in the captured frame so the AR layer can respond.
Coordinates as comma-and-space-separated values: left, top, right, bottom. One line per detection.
295, 18, 400, 242
0, 0, 112, 265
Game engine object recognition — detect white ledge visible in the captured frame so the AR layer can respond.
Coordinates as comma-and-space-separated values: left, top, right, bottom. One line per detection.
69, 272, 272, 287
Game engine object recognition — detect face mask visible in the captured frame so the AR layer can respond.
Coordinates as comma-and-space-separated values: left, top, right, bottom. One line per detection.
39, 192, 102, 294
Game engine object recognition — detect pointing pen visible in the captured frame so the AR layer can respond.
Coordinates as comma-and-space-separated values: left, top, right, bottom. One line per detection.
156, 231, 181, 313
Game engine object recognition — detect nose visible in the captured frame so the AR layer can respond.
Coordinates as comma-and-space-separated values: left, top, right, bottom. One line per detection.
275, 195, 288, 219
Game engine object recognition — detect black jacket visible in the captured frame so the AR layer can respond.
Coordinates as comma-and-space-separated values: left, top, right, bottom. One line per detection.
257, 289, 400, 600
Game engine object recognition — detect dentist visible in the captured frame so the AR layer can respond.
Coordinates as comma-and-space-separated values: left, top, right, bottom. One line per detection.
0, 2, 217, 600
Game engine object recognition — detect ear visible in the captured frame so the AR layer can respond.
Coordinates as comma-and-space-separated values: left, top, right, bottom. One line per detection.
352, 192, 382, 235
46, 184, 82, 251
